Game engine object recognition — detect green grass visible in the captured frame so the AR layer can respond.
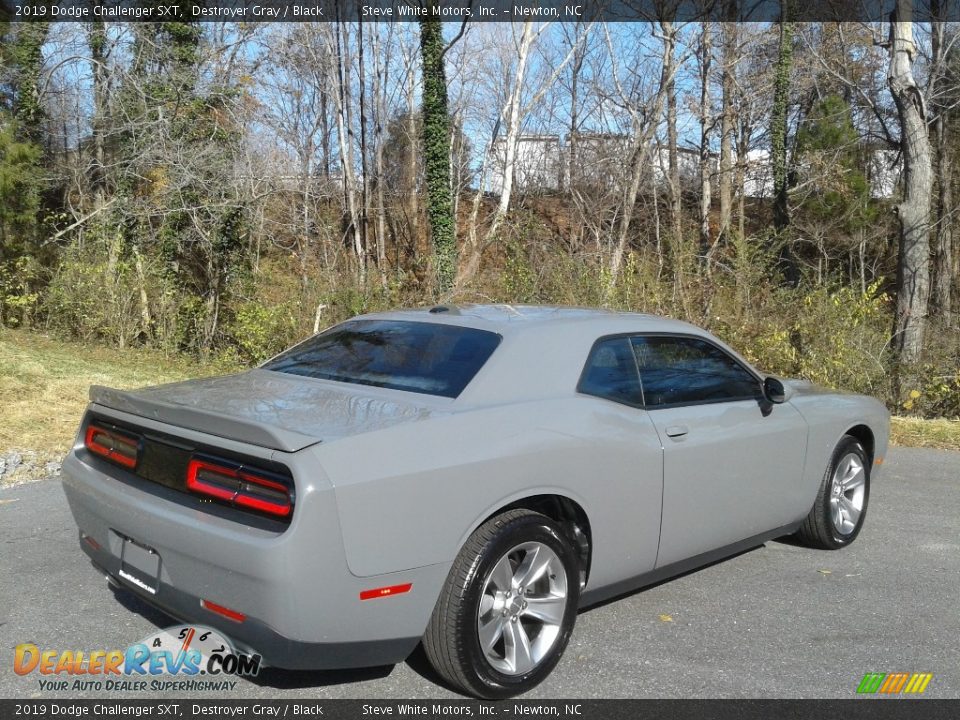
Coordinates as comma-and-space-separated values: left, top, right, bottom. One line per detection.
0, 328, 241, 481
0, 328, 957, 484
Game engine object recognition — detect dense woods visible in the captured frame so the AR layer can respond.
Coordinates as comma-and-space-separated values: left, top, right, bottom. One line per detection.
1, 16, 959, 418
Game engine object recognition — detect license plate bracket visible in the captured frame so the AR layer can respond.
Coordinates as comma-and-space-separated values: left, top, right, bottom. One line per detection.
119, 536, 160, 595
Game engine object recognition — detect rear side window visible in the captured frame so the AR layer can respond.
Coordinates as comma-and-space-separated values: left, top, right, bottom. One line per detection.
631, 336, 760, 407
578, 338, 643, 406
262, 320, 501, 398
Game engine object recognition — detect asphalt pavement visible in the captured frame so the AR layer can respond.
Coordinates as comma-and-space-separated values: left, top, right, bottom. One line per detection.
2, 447, 958, 699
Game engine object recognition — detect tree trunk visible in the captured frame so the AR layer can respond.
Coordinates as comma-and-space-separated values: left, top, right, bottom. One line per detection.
929, 13, 954, 326
888, 4, 934, 361
405, 66, 422, 269
662, 21, 682, 257
372, 26, 389, 287
606, 28, 673, 294
459, 132, 497, 287
608, 143, 650, 294
450, 114, 467, 252
459, 22, 588, 287
930, 136, 953, 324
698, 22, 713, 262
357, 20, 371, 281
736, 112, 751, 241
320, 88, 331, 180
480, 22, 535, 259
133, 247, 152, 339
87, 16, 108, 212
771, 13, 799, 285
419, 13, 456, 293
566, 22, 587, 192
333, 18, 364, 282
718, 22, 736, 244
299, 144, 312, 292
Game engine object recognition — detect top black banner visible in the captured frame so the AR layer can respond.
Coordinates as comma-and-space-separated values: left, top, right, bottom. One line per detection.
4, 0, 960, 23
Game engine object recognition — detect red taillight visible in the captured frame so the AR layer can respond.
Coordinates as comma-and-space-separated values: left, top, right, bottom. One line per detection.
186, 457, 292, 518
201, 599, 246, 623
84, 424, 139, 469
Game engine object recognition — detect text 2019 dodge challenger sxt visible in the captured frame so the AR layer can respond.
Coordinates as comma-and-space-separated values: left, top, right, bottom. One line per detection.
61, 304, 889, 697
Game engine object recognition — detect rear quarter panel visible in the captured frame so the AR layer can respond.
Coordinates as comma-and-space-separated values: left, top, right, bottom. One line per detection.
314, 396, 665, 591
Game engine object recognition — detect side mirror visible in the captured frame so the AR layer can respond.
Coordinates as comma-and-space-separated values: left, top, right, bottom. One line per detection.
763, 376, 788, 404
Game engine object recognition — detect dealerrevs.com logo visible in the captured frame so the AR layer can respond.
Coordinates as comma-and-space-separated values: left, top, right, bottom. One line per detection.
14, 625, 261, 692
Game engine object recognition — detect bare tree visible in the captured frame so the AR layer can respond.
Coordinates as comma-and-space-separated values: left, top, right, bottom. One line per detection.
605, 24, 676, 294
718, 21, 737, 243
259, 25, 339, 288
661, 20, 683, 259
697, 22, 714, 262
333, 18, 364, 282
887, 3, 933, 362
928, 14, 957, 326
458, 22, 592, 286
771, 11, 798, 285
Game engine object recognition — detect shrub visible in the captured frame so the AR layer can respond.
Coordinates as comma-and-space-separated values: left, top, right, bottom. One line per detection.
43, 244, 155, 347
230, 302, 299, 364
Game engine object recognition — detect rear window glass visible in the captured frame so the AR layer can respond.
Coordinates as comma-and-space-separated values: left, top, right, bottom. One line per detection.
262, 320, 501, 398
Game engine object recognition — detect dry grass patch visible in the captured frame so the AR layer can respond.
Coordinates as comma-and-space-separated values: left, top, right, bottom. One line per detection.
0, 329, 240, 480
890, 416, 960, 452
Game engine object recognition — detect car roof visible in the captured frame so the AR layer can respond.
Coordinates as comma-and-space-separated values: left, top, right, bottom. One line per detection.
359, 303, 703, 337
349, 304, 745, 406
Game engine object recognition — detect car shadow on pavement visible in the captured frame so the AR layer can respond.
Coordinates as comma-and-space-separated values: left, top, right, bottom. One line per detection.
773, 534, 812, 548
243, 665, 395, 690
107, 584, 395, 689
402, 644, 463, 695
577, 545, 763, 613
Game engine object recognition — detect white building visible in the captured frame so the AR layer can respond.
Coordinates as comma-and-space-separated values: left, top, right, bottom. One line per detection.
488, 135, 564, 195
741, 147, 899, 199
487, 133, 714, 195
485, 134, 898, 200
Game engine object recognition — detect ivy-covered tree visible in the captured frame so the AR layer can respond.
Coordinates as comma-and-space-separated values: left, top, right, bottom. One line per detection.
5, 22, 49, 146
419, 15, 456, 294
0, 22, 50, 326
0, 117, 42, 250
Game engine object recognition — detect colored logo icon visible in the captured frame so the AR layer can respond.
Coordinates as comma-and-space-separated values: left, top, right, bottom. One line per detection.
857, 672, 933, 695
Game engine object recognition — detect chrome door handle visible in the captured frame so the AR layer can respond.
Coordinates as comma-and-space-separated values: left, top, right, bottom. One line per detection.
665, 425, 689, 438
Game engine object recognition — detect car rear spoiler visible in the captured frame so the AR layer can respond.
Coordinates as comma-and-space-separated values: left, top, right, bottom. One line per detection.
88, 385, 320, 453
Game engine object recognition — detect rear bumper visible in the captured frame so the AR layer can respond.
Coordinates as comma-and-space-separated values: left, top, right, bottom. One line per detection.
61, 439, 450, 670
81, 537, 418, 669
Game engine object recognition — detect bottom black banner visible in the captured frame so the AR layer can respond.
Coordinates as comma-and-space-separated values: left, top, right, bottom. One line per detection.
1, 700, 958, 720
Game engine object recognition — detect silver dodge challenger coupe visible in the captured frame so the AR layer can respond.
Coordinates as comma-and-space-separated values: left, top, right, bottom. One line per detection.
62, 304, 889, 697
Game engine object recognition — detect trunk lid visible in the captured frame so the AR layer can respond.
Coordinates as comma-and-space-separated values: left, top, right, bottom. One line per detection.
90, 369, 446, 452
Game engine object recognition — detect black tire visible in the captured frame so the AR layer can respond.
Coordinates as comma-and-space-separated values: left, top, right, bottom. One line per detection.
796, 435, 871, 549
423, 509, 581, 699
